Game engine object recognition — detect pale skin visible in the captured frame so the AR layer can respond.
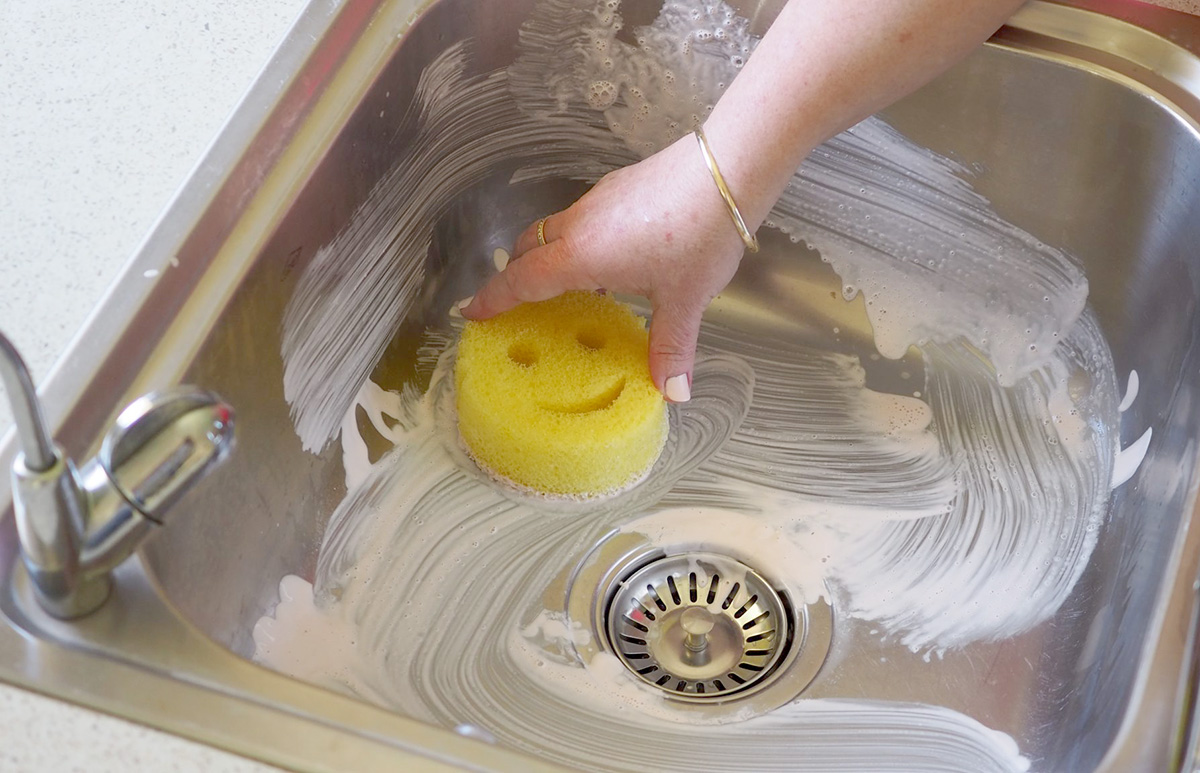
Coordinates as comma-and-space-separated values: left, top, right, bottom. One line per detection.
461, 0, 1027, 402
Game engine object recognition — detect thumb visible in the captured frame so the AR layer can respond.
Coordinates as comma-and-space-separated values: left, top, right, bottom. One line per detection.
648, 303, 703, 403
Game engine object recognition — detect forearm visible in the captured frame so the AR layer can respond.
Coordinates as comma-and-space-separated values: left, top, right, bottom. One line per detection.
705, 0, 1026, 227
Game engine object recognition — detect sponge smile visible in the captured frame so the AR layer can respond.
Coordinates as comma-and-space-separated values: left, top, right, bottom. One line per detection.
538, 377, 626, 414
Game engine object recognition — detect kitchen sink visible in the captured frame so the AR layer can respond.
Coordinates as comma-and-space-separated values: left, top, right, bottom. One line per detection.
2, 0, 1200, 771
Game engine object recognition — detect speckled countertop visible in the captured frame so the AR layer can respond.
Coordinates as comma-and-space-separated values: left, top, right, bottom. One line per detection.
1159, 0, 1200, 11
1, 0, 1198, 771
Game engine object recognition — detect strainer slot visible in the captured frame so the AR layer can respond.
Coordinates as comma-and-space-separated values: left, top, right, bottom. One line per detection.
743, 611, 770, 629
733, 595, 758, 618
637, 601, 657, 621
706, 575, 720, 604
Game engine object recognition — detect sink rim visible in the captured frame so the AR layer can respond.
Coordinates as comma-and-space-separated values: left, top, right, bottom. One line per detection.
2, 1, 1200, 771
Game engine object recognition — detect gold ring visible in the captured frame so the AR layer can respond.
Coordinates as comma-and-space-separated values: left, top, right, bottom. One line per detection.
536, 218, 548, 247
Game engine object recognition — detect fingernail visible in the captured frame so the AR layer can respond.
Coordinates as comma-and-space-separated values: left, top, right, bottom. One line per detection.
664, 373, 691, 403
450, 295, 474, 318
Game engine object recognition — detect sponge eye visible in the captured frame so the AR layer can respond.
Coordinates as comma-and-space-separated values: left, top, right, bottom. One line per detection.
576, 329, 606, 351
507, 342, 538, 368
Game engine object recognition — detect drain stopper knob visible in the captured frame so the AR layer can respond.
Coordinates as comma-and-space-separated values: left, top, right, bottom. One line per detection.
680, 606, 716, 652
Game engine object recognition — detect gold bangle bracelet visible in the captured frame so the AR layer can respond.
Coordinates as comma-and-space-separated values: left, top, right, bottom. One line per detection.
694, 127, 759, 253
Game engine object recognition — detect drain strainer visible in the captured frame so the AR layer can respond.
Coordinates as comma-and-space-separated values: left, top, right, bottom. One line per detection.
561, 530, 833, 721
606, 553, 790, 698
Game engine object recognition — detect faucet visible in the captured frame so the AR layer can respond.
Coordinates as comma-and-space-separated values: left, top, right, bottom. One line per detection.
0, 332, 234, 618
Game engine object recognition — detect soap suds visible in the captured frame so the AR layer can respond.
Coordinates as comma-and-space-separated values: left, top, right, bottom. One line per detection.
251, 575, 363, 694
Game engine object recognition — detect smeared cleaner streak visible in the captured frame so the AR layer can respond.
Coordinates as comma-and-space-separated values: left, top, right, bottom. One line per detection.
1119, 370, 1139, 413
1113, 427, 1152, 489
265, 0, 1153, 769
1112, 370, 1150, 489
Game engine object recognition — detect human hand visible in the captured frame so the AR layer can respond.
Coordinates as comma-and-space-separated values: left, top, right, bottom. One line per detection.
460, 133, 750, 403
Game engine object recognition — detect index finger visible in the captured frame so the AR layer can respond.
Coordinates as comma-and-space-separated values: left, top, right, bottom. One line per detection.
461, 240, 597, 320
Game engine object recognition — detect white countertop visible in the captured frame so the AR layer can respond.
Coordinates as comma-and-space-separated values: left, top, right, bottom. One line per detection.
0, 1, 303, 770
2, 0, 1199, 771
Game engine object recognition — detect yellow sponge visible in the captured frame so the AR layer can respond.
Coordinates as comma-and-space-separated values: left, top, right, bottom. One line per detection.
455, 292, 667, 497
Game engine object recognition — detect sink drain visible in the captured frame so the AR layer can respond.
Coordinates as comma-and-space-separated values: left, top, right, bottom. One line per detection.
606, 553, 789, 698
561, 530, 833, 720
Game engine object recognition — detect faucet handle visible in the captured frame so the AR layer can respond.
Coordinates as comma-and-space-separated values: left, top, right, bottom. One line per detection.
99, 387, 235, 522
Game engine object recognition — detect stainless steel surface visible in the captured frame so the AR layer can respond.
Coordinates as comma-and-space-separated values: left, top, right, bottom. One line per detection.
606, 552, 793, 698
4, 328, 235, 617
0, 0, 1198, 771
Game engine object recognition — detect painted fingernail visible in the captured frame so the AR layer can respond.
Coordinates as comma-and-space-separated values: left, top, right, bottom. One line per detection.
450, 295, 474, 318
664, 373, 691, 403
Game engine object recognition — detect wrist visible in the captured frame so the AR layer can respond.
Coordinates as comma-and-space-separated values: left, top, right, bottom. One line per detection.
693, 127, 760, 254
700, 107, 816, 233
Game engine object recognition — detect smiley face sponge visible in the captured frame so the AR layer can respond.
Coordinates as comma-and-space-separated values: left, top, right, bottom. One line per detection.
455, 291, 667, 497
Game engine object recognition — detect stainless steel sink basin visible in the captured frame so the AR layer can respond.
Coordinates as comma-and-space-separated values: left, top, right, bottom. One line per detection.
3, 0, 1200, 770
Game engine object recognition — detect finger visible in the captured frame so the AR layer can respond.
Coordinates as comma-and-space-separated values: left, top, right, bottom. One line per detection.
648, 304, 704, 403
513, 212, 562, 260
461, 241, 596, 320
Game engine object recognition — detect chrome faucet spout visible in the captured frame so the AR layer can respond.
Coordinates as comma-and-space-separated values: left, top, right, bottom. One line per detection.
1, 331, 234, 618
0, 333, 57, 472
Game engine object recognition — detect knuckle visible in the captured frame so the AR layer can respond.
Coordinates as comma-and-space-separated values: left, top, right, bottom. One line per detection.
500, 265, 529, 301
649, 338, 696, 361
550, 237, 580, 271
